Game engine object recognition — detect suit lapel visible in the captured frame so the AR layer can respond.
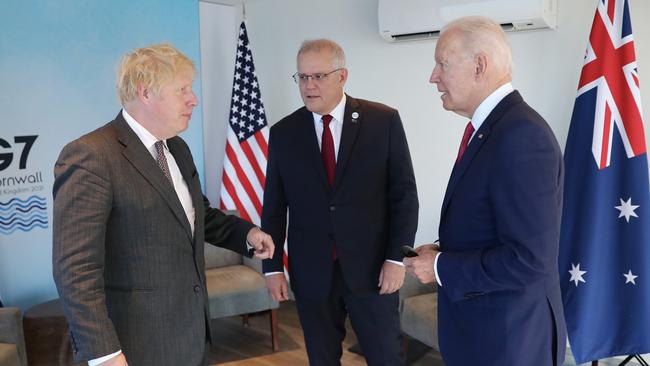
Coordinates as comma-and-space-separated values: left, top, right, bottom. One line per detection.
334, 95, 361, 189
440, 91, 523, 218
113, 115, 193, 241
168, 137, 204, 243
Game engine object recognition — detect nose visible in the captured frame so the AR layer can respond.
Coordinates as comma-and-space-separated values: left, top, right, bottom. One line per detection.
303, 77, 318, 89
188, 91, 198, 107
429, 65, 440, 84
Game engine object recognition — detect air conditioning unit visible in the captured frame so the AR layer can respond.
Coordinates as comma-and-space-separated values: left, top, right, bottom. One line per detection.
378, 0, 557, 42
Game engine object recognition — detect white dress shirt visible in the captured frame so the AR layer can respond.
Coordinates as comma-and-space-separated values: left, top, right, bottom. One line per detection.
433, 82, 514, 287
88, 109, 197, 366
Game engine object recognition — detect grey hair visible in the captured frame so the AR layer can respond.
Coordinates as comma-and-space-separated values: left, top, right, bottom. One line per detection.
441, 16, 513, 78
297, 39, 346, 69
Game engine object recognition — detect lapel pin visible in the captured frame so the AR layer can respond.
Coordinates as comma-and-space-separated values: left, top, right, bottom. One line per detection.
351, 111, 359, 123
478, 133, 484, 139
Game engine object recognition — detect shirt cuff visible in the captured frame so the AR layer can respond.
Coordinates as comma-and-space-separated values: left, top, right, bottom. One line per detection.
434, 252, 442, 287
264, 271, 283, 276
88, 350, 122, 366
385, 259, 404, 266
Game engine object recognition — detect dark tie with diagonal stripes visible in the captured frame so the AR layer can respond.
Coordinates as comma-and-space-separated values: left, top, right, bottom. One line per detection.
154, 141, 174, 185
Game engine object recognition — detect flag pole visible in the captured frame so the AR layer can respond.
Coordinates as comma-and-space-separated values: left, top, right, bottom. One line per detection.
242, 1, 246, 20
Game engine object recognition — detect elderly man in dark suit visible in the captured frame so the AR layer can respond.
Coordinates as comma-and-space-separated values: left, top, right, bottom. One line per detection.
404, 16, 566, 366
52, 43, 274, 366
262, 39, 419, 366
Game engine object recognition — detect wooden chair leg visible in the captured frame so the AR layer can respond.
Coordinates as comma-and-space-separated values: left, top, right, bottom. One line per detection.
270, 308, 279, 352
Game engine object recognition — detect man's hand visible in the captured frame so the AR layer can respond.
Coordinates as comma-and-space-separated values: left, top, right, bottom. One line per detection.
98, 353, 128, 366
414, 243, 438, 255
246, 227, 275, 259
378, 261, 406, 294
265, 273, 290, 302
404, 246, 439, 284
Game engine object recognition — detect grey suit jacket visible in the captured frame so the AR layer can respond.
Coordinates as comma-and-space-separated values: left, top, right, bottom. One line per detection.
52, 112, 255, 366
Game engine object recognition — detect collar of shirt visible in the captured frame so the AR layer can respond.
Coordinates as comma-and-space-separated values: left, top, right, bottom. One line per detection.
122, 109, 168, 158
469, 82, 514, 139
311, 93, 346, 126
311, 94, 346, 159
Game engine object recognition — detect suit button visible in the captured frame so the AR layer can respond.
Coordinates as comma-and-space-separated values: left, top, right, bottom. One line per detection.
329, 205, 335, 211
193, 285, 200, 293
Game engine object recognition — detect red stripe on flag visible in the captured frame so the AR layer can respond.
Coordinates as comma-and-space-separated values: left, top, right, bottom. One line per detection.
240, 139, 266, 188
607, 0, 616, 23
601, 104, 612, 169
225, 143, 263, 214
221, 172, 253, 223
254, 131, 269, 159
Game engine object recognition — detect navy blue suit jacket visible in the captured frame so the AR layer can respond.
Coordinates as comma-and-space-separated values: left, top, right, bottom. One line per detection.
437, 91, 567, 365
261, 95, 419, 301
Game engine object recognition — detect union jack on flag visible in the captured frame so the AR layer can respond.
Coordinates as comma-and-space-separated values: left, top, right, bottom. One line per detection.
220, 22, 269, 226
559, 0, 650, 363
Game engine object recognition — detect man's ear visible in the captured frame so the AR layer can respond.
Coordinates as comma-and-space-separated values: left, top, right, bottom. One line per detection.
136, 85, 150, 103
339, 68, 349, 85
475, 53, 488, 79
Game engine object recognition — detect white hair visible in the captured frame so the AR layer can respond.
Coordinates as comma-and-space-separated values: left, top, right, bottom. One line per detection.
442, 16, 513, 78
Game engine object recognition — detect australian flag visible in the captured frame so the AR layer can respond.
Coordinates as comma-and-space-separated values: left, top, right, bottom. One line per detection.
559, 0, 650, 363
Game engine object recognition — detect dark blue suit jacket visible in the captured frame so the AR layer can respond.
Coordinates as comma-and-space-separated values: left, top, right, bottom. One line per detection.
437, 91, 567, 365
261, 95, 419, 301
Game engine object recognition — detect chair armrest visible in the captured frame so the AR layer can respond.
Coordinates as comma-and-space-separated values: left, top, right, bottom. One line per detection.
0, 307, 27, 366
400, 275, 436, 301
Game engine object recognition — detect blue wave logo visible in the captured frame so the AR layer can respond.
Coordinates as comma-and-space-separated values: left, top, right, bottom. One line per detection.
0, 195, 48, 234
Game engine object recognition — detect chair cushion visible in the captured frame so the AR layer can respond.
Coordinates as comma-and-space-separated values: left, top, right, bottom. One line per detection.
205, 265, 278, 318
204, 243, 243, 269
0, 343, 20, 366
400, 293, 439, 350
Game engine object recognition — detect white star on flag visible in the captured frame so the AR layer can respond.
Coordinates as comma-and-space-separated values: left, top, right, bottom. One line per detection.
569, 263, 587, 287
623, 270, 638, 285
615, 197, 639, 223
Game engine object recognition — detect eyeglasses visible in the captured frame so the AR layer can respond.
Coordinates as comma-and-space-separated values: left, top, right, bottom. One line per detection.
292, 68, 342, 84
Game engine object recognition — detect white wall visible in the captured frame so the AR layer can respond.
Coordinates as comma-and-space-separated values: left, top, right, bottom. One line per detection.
199, 0, 650, 245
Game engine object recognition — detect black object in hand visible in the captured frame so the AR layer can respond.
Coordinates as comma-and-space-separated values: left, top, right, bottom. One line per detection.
401, 245, 418, 258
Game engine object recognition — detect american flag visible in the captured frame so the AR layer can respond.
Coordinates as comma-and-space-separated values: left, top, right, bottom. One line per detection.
559, 0, 650, 363
220, 21, 269, 225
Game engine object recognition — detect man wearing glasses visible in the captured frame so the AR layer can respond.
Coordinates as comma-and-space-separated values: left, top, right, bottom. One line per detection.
261, 39, 418, 365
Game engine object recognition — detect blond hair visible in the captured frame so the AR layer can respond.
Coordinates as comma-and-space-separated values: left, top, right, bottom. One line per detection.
442, 16, 513, 78
297, 39, 346, 69
116, 43, 196, 105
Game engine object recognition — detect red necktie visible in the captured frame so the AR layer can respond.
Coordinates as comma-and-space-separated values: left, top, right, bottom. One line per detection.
456, 121, 475, 162
321, 115, 336, 186
321, 115, 337, 259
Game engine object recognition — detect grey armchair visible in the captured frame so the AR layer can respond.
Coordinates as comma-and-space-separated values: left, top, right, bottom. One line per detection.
0, 307, 27, 366
399, 275, 439, 354
204, 212, 280, 351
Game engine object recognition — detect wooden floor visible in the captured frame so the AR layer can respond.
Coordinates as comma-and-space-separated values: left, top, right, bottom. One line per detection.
207, 301, 445, 366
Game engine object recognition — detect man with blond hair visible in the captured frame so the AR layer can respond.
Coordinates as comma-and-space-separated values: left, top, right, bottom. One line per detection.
262, 39, 418, 365
404, 17, 566, 365
53, 43, 274, 366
